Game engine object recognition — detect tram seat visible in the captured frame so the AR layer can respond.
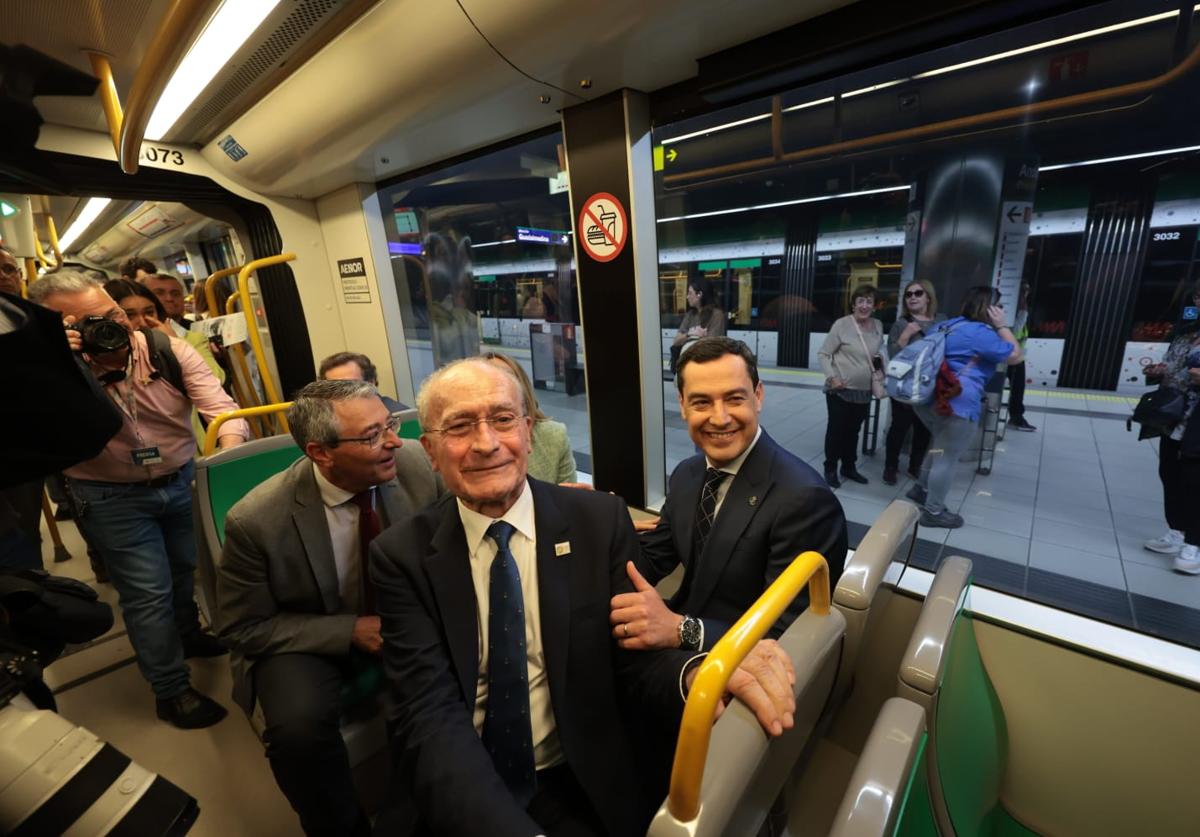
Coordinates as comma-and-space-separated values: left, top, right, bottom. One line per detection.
827, 697, 928, 837
832, 500, 920, 705
647, 604, 847, 837
890, 556, 1039, 837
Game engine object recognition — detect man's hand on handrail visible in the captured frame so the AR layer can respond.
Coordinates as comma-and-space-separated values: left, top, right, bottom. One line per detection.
685, 638, 796, 737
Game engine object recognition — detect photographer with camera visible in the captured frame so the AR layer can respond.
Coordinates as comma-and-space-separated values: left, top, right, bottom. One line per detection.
27, 272, 249, 729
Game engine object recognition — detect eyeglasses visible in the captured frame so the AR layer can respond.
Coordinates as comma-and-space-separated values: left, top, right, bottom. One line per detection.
904, 289, 925, 298
425, 412, 524, 439
333, 415, 403, 449
0, 263, 20, 276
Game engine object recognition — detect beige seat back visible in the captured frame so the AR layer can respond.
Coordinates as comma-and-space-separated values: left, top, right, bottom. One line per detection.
895, 555, 973, 716
828, 698, 927, 837
832, 500, 919, 702
647, 606, 847, 837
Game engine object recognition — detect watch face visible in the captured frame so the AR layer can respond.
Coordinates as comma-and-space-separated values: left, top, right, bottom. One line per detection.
680, 617, 701, 649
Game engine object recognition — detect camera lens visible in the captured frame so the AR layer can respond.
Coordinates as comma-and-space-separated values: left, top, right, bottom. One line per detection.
78, 316, 130, 354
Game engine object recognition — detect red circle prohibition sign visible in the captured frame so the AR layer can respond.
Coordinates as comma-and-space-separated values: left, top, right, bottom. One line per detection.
578, 192, 629, 263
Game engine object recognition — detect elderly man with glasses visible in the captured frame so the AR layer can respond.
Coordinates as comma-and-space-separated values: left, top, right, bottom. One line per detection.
216, 379, 443, 837
0, 245, 23, 296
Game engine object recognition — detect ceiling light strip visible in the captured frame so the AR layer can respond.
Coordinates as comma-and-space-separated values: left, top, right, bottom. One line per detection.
1039, 144, 1200, 171
661, 113, 773, 146
58, 198, 113, 251
657, 185, 909, 224
145, 0, 281, 141
913, 10, 1180, 79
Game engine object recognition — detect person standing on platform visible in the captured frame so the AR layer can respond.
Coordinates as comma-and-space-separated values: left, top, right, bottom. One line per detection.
1007, 281, 1036, 432
907, 287, 1022, 529
216, 379, 442, 836
883, 279, 944, 485
818, 284, 886, 487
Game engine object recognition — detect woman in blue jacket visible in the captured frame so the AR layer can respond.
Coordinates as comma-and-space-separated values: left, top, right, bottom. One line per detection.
908, 287, 1022, 528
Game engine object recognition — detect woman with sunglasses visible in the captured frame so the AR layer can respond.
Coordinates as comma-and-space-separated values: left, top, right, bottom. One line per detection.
883, 280, 944, 485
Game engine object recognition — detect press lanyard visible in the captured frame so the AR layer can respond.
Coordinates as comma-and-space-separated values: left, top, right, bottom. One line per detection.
106, 353, 144, 446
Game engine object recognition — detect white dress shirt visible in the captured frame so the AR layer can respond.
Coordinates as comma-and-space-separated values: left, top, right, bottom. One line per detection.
706, 425, 762, 518
456, 482, 563, 771
312, 463, 366, 614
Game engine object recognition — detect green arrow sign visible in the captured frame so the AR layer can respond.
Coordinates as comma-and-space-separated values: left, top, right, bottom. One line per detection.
0, 200, 18, 218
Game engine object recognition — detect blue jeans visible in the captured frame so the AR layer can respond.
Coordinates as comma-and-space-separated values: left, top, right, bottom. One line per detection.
914, 407, 978, 515
73, 461, 199, 699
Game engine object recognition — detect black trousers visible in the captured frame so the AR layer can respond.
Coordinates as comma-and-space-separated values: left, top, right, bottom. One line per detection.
884, 399, 932, 473
824, 393, 870, 473
1160, 437, 1200, 545
254, 653, 372, 837
1007, 362, 1027, 423
527, 764, 608, 837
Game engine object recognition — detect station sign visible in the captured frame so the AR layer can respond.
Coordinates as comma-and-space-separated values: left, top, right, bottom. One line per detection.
516, 226, 570, 246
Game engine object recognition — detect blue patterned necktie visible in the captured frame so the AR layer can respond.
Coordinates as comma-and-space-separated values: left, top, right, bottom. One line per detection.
482, 520, 537, 805
695, 467, 729, 555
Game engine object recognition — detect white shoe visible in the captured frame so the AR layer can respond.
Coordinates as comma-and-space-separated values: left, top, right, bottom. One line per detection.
1174, 545, 1200, 575
1145, 529, 1184, 555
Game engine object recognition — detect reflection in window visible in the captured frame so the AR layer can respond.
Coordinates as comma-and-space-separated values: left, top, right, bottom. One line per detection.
376, 131, 593, 473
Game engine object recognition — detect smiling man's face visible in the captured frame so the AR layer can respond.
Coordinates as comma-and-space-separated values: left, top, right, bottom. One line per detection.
678, 352, 764, 467
420, 362, 532, 517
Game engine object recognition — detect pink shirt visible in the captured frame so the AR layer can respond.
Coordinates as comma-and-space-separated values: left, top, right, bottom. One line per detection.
67, 331, 250, 482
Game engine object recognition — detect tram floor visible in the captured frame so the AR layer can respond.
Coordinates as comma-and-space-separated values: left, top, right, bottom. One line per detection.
38, 517, 304, 836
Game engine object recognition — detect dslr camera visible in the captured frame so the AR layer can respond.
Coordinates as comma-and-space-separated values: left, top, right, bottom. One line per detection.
71, 314, 130, 354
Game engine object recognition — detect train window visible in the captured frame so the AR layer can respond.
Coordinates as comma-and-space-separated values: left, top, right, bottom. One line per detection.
375, 131, 594, 479
651, 0, 1200, 649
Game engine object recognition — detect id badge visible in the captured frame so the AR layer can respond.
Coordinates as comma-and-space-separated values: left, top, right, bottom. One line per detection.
131, 446, 164, 466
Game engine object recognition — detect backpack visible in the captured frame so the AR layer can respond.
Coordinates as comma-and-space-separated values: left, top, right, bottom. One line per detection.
141, 328, 185, 396
885, 320, 965, 405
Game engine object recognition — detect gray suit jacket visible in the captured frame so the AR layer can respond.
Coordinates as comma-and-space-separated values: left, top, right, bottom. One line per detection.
215, 444, 442, 714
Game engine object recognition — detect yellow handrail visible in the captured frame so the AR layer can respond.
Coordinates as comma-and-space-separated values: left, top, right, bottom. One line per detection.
44, 214, 64, 269
667, 550, 831, 822
204, 265, 240, 317
88, 52, 124, 154
118, 0, 216, 174
33, 236, 53, 270
204, 402, 293, 456
22, 258, 37, 298
237, 253, 295, 431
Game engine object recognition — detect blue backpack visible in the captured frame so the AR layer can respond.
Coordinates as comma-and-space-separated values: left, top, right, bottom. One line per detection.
885, 320, 964, 405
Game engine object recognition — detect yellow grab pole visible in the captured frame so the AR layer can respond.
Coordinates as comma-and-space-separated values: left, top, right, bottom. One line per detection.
204, 265, 240, 317
203, 402, 293, 456
33, 236, 52, 269
118, 0, 216, 174
22, 258, 37, 298
87, 52, 124, 155
666, 551, 831, 822
224, 292, 268, 437
44, 213, 64, 269
237, 253, 295, 431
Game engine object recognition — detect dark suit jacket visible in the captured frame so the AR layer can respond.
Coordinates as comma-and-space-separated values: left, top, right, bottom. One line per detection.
638, 430, 847, 650
215, 444, 441, 714
369, 479, 692, 837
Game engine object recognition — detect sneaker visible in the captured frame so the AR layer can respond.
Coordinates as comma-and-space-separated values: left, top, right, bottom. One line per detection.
1174, 545, 1200, 575
1010, 418, 1037, 432
1145, 529, 1184, 555
920, 509, 964, 529
905, 484, 927, 505
840, 469, 869, 485
824, 469, 841, 489
156, 687, 228, 729
882, 467, 898, 485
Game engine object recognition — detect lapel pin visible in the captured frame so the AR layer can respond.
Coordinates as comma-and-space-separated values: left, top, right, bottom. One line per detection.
749, 495, 758, 506
555, 541, 571, 557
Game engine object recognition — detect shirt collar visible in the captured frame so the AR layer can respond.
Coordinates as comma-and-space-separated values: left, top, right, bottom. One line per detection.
456, 480, 536, 556
312, 461, 357, 508
705, 425, 762, 477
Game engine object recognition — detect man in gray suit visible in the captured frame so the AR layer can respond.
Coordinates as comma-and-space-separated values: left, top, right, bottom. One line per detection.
216, 379, 441, 837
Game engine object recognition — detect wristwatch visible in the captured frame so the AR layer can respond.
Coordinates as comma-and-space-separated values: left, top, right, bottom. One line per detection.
678, 615, 703, 651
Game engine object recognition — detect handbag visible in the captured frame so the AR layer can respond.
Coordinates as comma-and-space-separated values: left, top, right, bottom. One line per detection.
852, 320, 887, 400
1127, 387, 1186, 436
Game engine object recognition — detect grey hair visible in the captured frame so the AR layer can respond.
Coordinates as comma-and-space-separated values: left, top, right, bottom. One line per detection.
415, 357, 521, 430
287, 379, 378, 450
26, 271, 103, 304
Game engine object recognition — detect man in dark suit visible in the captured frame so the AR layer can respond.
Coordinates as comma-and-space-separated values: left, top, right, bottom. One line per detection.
370, 358, 797, 837
216, 379, 441, 836
612, 337, 847, 654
